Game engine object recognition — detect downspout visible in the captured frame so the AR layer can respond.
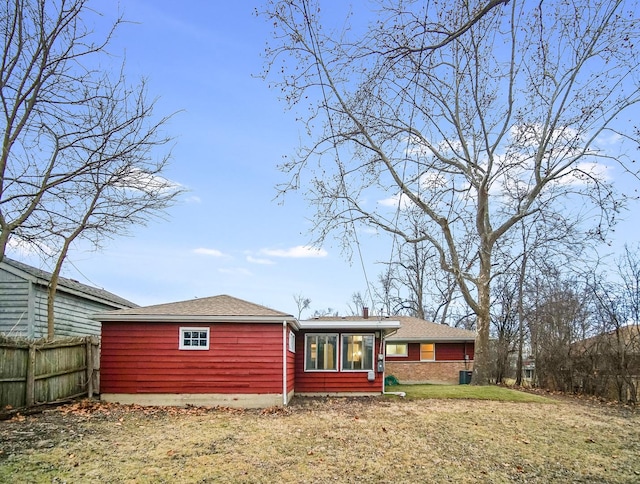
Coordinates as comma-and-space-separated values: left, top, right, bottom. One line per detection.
380, 328, 405, 398
282, 320, 288, 406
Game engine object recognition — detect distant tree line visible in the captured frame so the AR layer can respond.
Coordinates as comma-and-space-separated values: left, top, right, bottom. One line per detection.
263, 0, 640, 385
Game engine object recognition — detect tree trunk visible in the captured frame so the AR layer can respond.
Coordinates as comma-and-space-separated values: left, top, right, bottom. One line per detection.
515, 252, 527, 386
472, 183, 493, 385
47, 272, 60, 340
47, 239, 74, 340
472, 261, 492, 385
515, 333, 523, 386
0, 228, 10, 264
473, 308, 492, 384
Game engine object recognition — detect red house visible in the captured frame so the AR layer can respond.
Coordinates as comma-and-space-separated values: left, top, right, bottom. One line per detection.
97, 295, 400, 408
384, 316, 476, 384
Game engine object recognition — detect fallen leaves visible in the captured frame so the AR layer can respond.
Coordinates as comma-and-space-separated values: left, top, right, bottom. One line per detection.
0, 396, 638, 483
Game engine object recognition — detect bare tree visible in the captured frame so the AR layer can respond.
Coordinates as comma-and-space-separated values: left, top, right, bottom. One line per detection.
494, 206, 590, 384
293, 293, 312, 319
377, 239, 462, 322
41, 119, 181, 339
346, 291, 367, 316
585, 246, 640, 402
262, 0, 640, 383
311, 307, 339, 318
0, 1, 181, 338
372, 266, 399, 317
490, 273, 519, 383
528, 271, 592, 392
393, 240, 429, 320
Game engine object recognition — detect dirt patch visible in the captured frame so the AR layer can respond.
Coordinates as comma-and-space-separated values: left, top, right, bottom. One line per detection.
1, 396, 638, 482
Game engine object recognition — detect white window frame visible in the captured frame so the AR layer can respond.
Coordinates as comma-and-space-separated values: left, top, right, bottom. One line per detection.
385, 342, 408, 357
420, 342, 435, 361
179, 327, 210, 350
341, 333, 375, 372
304, 333, 338, 371
288, 330, 296, 353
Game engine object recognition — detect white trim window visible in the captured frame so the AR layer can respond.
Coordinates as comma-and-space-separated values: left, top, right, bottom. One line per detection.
179, 327, 210, 350
288, 330, 296, 353
341, 334, 375, 371
386, 342, 408, 357
420, 343, 435, 361
305, 334, 338, 371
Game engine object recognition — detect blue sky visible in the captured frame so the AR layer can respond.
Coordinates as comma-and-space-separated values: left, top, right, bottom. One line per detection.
45, 0, 383, 317
8, 1, 640, 318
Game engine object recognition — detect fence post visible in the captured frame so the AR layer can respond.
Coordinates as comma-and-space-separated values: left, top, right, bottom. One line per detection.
26, 344, 36, 406
86, 338, 94, 398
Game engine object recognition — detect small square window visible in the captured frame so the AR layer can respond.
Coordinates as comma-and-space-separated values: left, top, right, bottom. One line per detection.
420, 343, 435, 361
179, 327, 210, 350
386, 343, 408, 357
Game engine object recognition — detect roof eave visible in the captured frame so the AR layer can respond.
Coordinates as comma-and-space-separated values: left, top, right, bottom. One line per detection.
298, 320, 401, 331
95, 314, 297, 324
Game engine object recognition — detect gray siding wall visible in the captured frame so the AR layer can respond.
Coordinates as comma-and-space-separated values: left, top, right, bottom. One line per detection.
31, 288, 110, 338
0, 270, 32, 337
1, 268, 118, 338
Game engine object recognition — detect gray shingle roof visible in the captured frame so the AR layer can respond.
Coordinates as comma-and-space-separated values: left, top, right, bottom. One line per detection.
1, 257, 137, 308
308, 315, 475, 340
97, 294, 294, 321
386, 316, 476, 341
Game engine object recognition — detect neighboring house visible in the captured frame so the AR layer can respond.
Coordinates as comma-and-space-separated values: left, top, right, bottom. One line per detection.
523, 357, 536, 382
572, 324, 640, 402
384, 316, 476, 384
97, 296, 401, 408
0, 257, 137, 338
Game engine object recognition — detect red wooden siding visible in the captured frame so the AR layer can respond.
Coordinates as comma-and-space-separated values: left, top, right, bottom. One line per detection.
385, 342, 474, 362
436, 342, 474, 361
101, 322, 285, 395
294, 330, 384, 393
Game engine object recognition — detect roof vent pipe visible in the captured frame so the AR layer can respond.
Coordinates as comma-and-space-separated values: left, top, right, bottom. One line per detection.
363, 307, 369, 319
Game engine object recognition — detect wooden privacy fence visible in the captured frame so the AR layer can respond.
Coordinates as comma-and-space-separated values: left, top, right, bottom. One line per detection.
0, 336, 99, 409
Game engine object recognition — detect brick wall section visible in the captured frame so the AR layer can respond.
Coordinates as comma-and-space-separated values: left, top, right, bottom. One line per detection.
386, 360, 474, 384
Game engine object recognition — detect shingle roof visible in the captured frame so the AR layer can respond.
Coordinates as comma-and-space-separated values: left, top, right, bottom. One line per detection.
308, 315, 475, 340
96, 294, 294, 322
386, 316, 476, 341
574, 324, 640, 352
1, 257, 137, 308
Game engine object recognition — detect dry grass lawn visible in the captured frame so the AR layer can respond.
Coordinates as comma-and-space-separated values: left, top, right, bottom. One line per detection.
1, 394, 638, 483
